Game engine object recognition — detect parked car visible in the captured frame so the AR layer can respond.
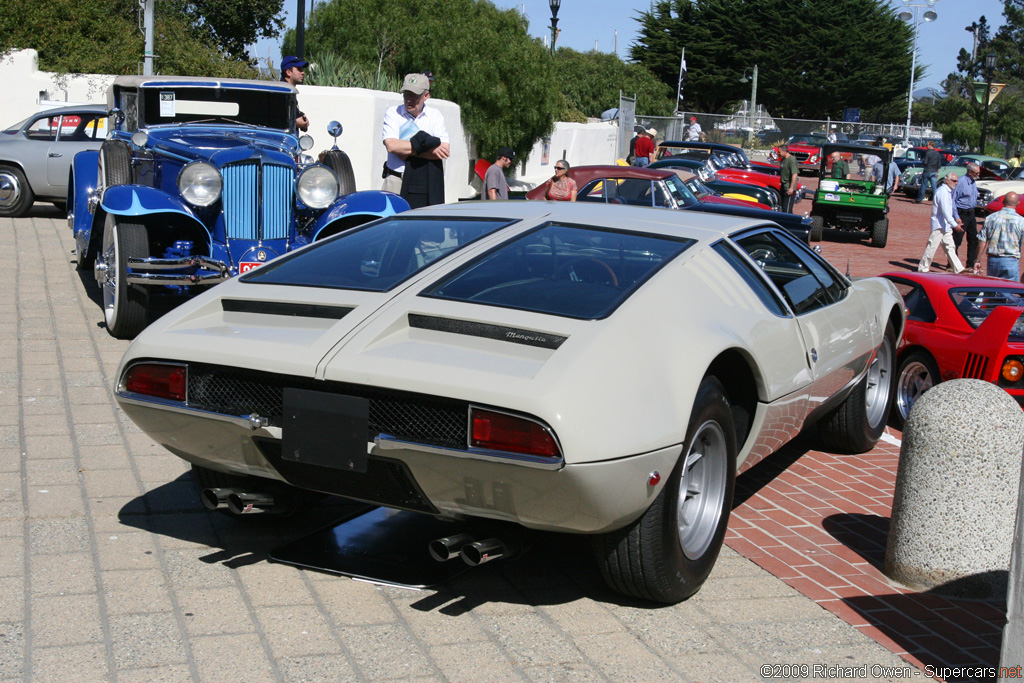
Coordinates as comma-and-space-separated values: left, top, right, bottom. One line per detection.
114, 200, 903, 603
655, 140, 781, 175
768, 134, 829, 175
649, 158, 778, 209
0, 104, 107, 216
70, 75, 408, 339
894, 146, 955, 173
525, 165, 812, 239
882, 271, 1024, 428
900, 154, 1009, 199
809, 144, 892, 247
976, 167, 1024, 214
654, 144, 803, 203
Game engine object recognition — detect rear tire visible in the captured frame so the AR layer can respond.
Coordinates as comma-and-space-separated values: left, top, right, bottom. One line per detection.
322, 149, 356, 197
809, 214, 824, 242
0, 164, 34, 217
891, 350, 940, 430
593, 376, 736, 603
819, 322, 896, 453
871, 218, 888, 248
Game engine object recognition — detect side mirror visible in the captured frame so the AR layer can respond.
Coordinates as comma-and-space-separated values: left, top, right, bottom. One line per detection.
109, 108, 125, 132
327, 121, 342, 150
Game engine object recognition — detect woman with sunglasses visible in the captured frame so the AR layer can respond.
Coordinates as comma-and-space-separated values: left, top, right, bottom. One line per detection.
541, 160, 578, 201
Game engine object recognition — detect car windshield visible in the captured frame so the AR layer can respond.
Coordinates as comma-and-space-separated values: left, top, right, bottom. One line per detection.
423, 223, 693, 320
240, 216, 514, 291
664, 175, 699, 207
949, 287, 1024, 332
787, 135, 823, 145
139, 87, 294, 129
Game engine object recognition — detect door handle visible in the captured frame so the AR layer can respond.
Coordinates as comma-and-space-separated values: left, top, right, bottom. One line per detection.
48, 152, 63, 157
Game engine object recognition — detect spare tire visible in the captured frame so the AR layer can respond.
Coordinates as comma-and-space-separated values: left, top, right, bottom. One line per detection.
322, 149, 356, 197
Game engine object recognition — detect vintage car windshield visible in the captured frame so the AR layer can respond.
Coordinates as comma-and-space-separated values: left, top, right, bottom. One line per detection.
664, 175, 699, 207
423, 223, 693, 320
140, 87, 293, 129
949, 287, 1024, 334
240, 217, 514, 291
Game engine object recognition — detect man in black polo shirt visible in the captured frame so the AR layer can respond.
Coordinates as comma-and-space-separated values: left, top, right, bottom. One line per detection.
916, 140, 943, 203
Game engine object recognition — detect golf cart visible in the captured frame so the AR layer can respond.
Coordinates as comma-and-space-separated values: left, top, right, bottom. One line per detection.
809, 144, 892, 248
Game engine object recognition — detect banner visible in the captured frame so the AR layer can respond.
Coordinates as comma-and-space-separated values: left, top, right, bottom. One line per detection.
973, 82, 1006, 105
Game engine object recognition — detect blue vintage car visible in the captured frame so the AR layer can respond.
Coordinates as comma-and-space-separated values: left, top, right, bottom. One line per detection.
70, 75, 409, 338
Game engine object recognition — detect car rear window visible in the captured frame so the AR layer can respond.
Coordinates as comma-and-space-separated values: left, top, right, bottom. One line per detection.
422, 223, 692, 320
240, 216, 514, 291
949, 287, 1024, 330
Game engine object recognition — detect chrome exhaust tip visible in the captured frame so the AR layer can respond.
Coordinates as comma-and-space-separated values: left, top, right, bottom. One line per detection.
201, 487, 234, 511
226, 491, 276, 515
428, 534, 475, 562
460, 538, 507, 566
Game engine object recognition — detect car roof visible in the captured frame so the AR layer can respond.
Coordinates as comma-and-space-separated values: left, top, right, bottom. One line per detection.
35, 104, 107, 116
882, 270, 1024, 289
408, 199, 770, 242
111, 75, 295, 93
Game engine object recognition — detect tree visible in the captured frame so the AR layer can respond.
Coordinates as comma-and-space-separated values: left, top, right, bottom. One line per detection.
0, 0, 276, 76
630, 0, 914, 120
554, 49, 676, 118
292, 0, 562, 161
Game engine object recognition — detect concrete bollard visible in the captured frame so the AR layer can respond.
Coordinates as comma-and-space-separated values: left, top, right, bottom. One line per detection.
1001, 454, 1024, 670
885, 379, 1024, 599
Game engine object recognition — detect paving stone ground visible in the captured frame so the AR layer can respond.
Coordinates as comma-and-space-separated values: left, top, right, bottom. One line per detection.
0, 187, 1004, 682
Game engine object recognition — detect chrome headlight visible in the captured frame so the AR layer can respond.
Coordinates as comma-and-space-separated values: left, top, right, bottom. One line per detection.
297, 166, 339, 209
178, 162, 222, 207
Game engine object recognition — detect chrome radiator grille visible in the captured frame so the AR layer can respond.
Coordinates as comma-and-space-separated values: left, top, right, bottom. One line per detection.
222, 161, 293, 240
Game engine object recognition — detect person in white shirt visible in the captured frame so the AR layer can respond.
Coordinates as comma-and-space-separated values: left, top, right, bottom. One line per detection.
686, 116, 703, 141
381, 73, 450, 207
917, 173, 965, 273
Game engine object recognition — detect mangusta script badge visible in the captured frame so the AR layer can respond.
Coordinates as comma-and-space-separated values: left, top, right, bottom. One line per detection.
408, 314, 567, 350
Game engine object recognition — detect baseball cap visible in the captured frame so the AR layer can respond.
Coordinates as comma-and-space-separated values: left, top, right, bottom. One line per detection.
497, 147, 516, 160
690, 116, 697, 122
402, 73, 431, 95
280, 56, 309, 76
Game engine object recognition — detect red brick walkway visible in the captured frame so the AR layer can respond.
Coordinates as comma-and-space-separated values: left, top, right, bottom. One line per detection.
721, 178, 1008, 675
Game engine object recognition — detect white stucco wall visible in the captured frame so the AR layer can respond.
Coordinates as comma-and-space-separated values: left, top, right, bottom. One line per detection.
0, 48, 620, 198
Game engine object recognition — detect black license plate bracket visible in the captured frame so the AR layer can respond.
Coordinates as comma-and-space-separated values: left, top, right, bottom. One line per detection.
281, 388, 369, 473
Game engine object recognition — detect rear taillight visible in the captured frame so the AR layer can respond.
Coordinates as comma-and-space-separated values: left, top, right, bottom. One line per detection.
470, 408, 560, 459
123, 363, 187, 401
1003, 358, 1024, 383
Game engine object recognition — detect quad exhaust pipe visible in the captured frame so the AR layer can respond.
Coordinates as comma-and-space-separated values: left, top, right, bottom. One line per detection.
428, 535, 509, 566
201, 487, 287, 515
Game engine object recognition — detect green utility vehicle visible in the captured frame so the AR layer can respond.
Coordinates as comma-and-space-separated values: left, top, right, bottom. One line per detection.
809, 144, 892, 248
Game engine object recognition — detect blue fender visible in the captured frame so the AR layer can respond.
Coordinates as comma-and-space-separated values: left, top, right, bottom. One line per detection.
101, 185, 200, 220
70, 150, 100, 252
311, 190, 410, 240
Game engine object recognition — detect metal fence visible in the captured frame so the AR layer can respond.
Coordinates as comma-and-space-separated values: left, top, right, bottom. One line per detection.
629, 111, 937, 152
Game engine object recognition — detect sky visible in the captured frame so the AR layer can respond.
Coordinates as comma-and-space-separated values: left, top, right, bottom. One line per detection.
252, 0, 1008, 94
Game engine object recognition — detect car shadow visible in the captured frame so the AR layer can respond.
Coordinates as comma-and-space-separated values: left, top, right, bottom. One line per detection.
25, 202, 66, 218
733, 432, 815, 507
120, 472, 662, 610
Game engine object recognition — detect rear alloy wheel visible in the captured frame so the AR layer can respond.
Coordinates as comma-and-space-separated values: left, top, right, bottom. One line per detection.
593, 376, 736, 604
820, 322, 896, 453
892, 350, 940, 430
0, 164, 34, 217
99, 214, 148, 339
809, 214, 824, 242
871, 218, 888, 248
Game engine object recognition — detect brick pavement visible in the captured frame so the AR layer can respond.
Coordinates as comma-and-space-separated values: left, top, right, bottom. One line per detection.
0, 199, 1003, 682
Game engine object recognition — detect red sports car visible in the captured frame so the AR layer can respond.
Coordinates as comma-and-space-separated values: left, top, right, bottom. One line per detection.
882, 271, 1024, 428
769, 134, 827, 175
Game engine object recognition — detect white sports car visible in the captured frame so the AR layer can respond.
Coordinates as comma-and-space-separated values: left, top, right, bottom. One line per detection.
115, 201, 904, 603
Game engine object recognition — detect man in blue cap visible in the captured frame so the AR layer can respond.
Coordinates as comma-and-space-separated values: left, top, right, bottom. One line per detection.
280, 55, 309, 132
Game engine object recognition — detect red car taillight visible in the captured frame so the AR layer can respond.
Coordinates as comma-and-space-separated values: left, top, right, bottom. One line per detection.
470, 408, 560, 459
123, 363, 187, 401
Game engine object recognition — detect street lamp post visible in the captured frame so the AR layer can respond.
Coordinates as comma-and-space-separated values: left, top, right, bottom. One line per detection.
980, 52, 997, 153
898, 1, 939, 142
549, 0, 561, 55
739, 65, 758, 133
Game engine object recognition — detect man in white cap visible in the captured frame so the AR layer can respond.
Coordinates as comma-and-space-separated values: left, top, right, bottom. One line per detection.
381, 73, 450, 207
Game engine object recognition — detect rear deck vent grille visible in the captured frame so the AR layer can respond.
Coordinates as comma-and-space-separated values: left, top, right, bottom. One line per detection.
408, 314, 567, 349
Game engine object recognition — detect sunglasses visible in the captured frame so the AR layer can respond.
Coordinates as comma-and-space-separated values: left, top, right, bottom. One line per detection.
554, 166, 566, 171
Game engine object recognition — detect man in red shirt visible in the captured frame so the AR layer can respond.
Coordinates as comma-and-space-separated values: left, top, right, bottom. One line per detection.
633, 128, 656, 167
